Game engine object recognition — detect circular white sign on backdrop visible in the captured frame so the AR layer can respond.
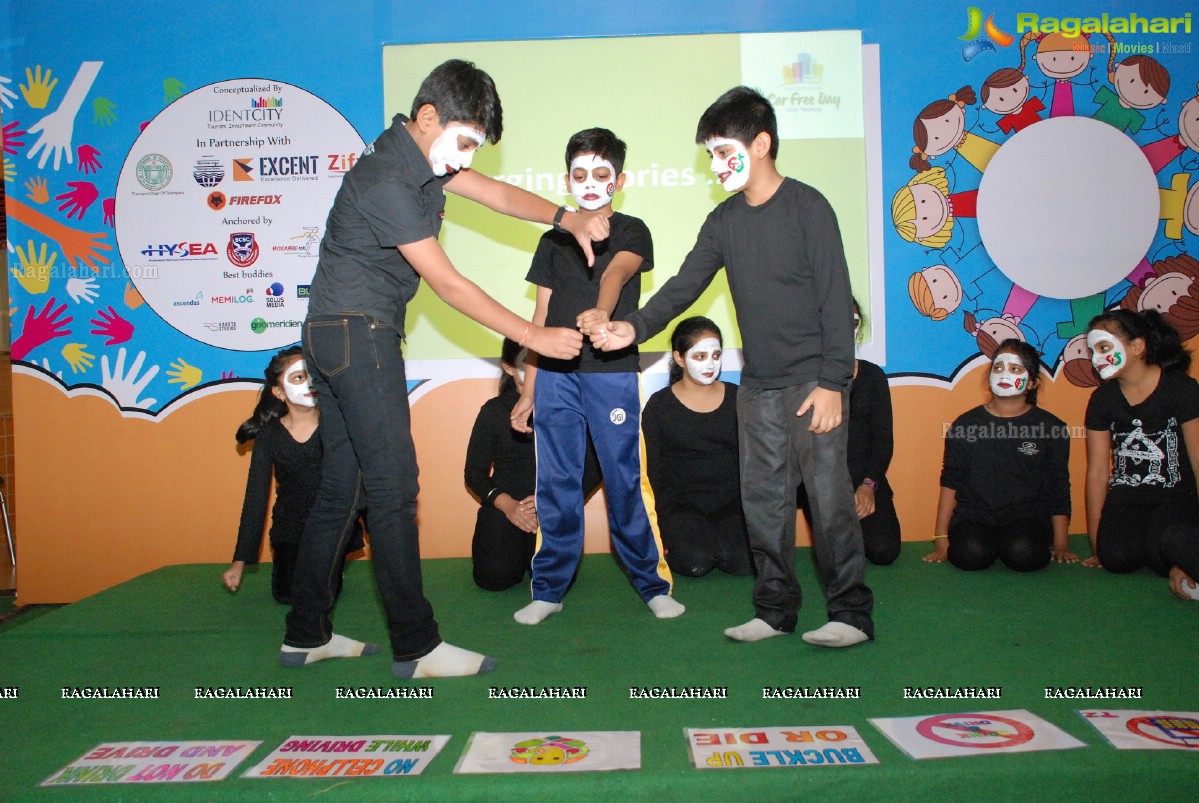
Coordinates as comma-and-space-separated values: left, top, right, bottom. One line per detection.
977, 116, 1159, 300
115, 78, 364, 350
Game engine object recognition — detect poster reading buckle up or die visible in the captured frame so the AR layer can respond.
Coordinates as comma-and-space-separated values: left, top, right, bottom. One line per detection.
241, 735, 450, 778
869, 710, 1086, 760
1080, 710, 1199, 750
454, 731, 640, 774
685, 726, 879, 769
41, 740, 261, 786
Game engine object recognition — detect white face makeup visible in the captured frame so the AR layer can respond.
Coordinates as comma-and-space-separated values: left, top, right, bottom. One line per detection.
569, 153, 617, 211
989, 353, 1030, 398
683, 336, 722, 385
428, 124, 486, 176
704, 137, 750, 192
1088, 329, 1128, 379
282, 359, 316, 407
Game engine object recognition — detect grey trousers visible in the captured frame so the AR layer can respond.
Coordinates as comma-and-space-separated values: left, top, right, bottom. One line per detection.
737, 382, 875, 636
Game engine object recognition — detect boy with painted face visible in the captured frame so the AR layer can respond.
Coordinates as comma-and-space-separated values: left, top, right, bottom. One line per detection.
924, 340, 1074, 571
1083, 310, 1199, 596
283, 59, 613, 680
510, 127, 682, 625
584, 87, 873, 648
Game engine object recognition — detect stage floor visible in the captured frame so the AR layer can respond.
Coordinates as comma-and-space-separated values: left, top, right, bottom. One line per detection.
1, 538, 1195, 800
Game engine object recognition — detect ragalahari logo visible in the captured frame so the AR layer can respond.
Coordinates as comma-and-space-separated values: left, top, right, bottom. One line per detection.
960, 6, 1015, 62
782, 53, 823, 86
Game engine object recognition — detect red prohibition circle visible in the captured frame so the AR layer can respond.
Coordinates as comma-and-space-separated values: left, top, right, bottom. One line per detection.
1125, 716, 1199, 748
915, 713, 1036, 748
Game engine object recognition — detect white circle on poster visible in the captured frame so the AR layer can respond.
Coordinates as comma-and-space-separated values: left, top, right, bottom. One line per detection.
976, 116, 1158, 300
115, 78, 364, 350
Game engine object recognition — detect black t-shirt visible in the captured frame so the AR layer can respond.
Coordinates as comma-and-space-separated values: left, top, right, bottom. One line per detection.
233, 418, 323, 562
1085, 369, 1199, 506
642, 382, 740, 516
526, 212, 652, 374
940, 405, 1072, 526
847, 359, 893, 497
307, 113, 454, 334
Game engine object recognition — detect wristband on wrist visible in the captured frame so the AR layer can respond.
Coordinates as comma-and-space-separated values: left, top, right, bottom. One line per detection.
860, 478, 878, 490
932, 534, 948, 540
552, 205, 568, 230
484, 488, 501, 507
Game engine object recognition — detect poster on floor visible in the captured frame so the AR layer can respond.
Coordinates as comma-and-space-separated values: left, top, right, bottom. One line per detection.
1079, 710, 1199, 750
685, 725, 879, 769
869, 709, 1086, 760
41, 740, 261, 786
241, 735, 450, 778
454, 731, 641, 774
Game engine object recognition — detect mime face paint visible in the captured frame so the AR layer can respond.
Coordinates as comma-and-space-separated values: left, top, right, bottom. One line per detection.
283, 359, 316, 407
683, 336, 722, 385
1087, 328, 1127, 380
704, 137, 750, 192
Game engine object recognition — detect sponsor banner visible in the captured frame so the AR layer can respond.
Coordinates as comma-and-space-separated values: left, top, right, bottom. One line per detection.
115, 78, 363, 350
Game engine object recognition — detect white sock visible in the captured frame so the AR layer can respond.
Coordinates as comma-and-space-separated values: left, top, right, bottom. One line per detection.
724, 617, 787, 642
801, 621, 870, 648
514, 600, 562, 625
279, 633, 380, 667
647, 595, 685, 619
393, 641, 496, 679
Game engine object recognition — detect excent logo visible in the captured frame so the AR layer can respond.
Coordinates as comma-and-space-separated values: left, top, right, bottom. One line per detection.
228, 195, 283, 205
260, 155, 318, 177
1016, 11, 1191, 38
233, 158, 255, 181
140, 242, 218, 259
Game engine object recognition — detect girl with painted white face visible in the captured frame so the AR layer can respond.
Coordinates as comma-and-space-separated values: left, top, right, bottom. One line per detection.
641, 317, 751, 577
224, 347, 362, 603
925, 339, 1075, 571
1083, 310, 1199, 599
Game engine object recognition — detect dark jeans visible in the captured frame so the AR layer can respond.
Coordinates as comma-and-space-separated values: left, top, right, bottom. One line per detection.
284, 314, 440, 660
738, 382, 874, 636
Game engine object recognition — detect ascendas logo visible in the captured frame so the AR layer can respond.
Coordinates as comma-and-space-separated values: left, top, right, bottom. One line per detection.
1017, 12, 1191, 38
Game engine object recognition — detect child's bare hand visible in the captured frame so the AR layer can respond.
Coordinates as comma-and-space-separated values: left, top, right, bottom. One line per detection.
561, 209, 610, 267
576, 307, 609, 335
528, 325, 582, 360
590, 320, 634, 352
222, 561, 245, 592
510, 392, 534, 433
1169, 565, 1197, 600
502, 495, 539, 533
923, 539, 949, 563
797, 387, 842, 433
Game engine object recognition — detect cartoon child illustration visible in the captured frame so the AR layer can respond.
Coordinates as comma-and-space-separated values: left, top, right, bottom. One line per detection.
509, 736, 590, 766
909, 264, 963, 321
891, 167, 976, 252
910, 85, 1000, 174
963, 310, 1027, 359
1059, 332, 1103, 388
1141, 84, 1199, 175
1158, 173, 1199, 243
1019, 31, 1116, 118
981, 67, 1045, 134
1120, 253, 1199, 341
1093, 55, 1170, 135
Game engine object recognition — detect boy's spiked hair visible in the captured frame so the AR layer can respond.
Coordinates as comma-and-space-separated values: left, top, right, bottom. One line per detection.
695, 86, 779, 160
410, 59, 503, 143
565, 127, 628, 175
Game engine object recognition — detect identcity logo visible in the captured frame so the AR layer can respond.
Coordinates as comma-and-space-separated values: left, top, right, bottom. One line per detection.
960, 6, 1015, 62
781, 53, 823, 86
251, 97, 283, 109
